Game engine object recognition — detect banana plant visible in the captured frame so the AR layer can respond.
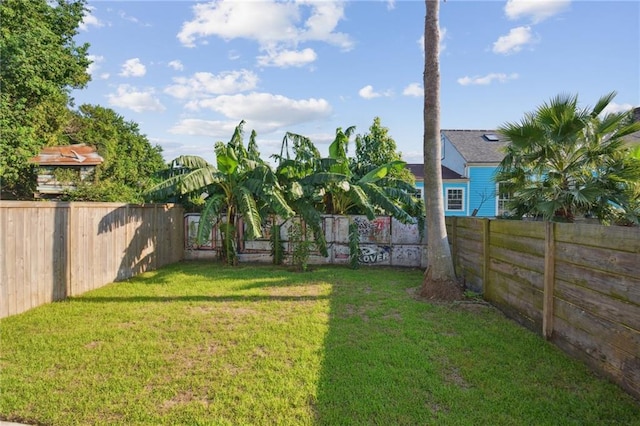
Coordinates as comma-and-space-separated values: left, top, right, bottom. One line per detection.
146, 121, 294, 264
274, 126, 425, 236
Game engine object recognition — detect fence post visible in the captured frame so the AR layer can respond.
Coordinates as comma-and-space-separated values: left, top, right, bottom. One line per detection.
451, 216, 458, 267
543, 221, 556, 339
482, 218, 490, 290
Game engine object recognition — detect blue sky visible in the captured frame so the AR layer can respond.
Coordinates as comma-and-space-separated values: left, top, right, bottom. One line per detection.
73, 0, 640, 165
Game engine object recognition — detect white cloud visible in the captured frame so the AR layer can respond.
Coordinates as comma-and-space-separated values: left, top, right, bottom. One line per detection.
403, 83, 423, 97
119, 58, 146, 77
184, 92, 332, 130
99, 73, 110, 80
177, 0, 353, 50
79, 7, 104, 31
87, 55, 104, 77
358, 85, 392, 100
107, 84, 165, 112
168, 119, 242, 137
505, 0, 571, 24
165, 70, 258, 99
492, 26, 535, 54
168, 60, 184, 71
119, 10, 139, 24
257, 48, 318, 68
359, 85, 380, 99
601, 102, 634, 116
457, 73, 519, 86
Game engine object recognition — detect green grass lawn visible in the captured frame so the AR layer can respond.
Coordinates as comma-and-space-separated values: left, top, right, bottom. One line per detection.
1, 262, 638, 425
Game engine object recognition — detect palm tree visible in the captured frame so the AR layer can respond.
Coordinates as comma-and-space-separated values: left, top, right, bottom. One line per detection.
146, 121, 294, 264
420, 0, 458, 298
496, 92, 640, 224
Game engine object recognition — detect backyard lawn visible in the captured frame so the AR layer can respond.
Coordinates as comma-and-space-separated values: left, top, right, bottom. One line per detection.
1, 262, 638, 425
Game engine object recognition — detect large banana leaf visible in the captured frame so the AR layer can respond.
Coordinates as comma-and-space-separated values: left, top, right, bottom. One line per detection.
235, 185, 262, 239
358, 160, 406, 184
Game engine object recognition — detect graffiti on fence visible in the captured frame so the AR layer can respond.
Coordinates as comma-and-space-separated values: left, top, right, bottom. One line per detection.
358, 245, 390, 264
353, 216, 390, 244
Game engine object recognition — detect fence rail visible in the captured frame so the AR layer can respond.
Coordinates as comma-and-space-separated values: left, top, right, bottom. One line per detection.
446, 217, 640, 400
0, 202, 184, 318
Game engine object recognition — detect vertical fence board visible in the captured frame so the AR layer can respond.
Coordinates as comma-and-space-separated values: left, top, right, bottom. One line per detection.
0, 202, 183, 318
543, 222, 555, 339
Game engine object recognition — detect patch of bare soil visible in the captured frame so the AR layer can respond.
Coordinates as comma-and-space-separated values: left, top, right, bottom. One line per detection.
417, 267, 465, 302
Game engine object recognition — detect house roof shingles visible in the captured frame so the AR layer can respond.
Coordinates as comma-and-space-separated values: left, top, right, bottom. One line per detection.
406, 163, 466, 180
442, 129, 508, 164
30, 144, 104, 166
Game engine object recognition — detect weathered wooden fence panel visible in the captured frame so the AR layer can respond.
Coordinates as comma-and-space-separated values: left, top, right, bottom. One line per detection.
446, 217, 640, 400
0, 202, 184, 318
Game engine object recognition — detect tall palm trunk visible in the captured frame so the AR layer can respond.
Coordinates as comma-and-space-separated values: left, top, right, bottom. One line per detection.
421, 0, 457, 296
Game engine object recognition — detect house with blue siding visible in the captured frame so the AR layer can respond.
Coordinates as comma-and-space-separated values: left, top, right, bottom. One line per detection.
408, 129, 510, 217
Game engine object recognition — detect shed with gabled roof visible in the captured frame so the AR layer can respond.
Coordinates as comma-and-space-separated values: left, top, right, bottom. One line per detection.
29, 144, 104, 198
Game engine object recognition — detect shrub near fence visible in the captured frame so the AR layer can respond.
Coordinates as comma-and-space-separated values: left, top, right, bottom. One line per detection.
445, 217, 640, 400
0, 202, 184, 318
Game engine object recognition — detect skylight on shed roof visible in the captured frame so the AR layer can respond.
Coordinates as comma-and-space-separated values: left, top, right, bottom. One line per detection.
483, 133, 500, 142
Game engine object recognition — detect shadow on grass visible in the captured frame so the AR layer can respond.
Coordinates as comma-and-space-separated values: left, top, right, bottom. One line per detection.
74, 294, 328, 303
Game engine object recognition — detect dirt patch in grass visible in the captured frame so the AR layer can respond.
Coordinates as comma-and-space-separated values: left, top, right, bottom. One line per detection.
161, 390, 211, 412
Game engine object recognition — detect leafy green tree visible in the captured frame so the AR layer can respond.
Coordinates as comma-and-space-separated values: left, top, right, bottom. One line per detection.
0, 0, 90, 198
146, 121, 295, 265
420, 0, 458, 298
353, 117, 414, 184
496, 92, 640, 224
61, 104, 166, 202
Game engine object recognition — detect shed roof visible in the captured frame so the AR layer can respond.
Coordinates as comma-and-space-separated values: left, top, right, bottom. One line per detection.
442, 130, 508, 164
30, 144, 104, 166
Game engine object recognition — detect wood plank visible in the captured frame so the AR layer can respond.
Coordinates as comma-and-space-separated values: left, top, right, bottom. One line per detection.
551, 316, 640, 400
14, 208, 25, 314
490, 245, 545, 275
0, 206, 10, 317
489, 257, 544, 291
457, 237, 483, 256
556, 241, 639, 279
555, 258, 640, 306
458, 250, 482, 273
456, 226, 483, 243
23, 208, 34, 311
543, 222, 555, 339
456, 217, 485, 232
491, 219, 545, 239
555, 222, 640, 253
490, 232, 546, 256
487, 269, 543, 323
554, 298, 640, 363
555, 278, 640, 332
482, 219, 490, 291
554, 301, 640, 368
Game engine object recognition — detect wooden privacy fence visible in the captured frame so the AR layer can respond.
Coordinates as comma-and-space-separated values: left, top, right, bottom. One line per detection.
0, 202, 184, 318
446, 217, 640, 400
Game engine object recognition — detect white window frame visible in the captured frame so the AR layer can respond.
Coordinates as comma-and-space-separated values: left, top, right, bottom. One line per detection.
496, 182, 511, 216
446, 188, 465, 211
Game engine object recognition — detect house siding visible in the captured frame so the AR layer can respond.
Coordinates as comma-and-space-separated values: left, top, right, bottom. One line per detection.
467, 166, 499, 217
441, 134, 466, 176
